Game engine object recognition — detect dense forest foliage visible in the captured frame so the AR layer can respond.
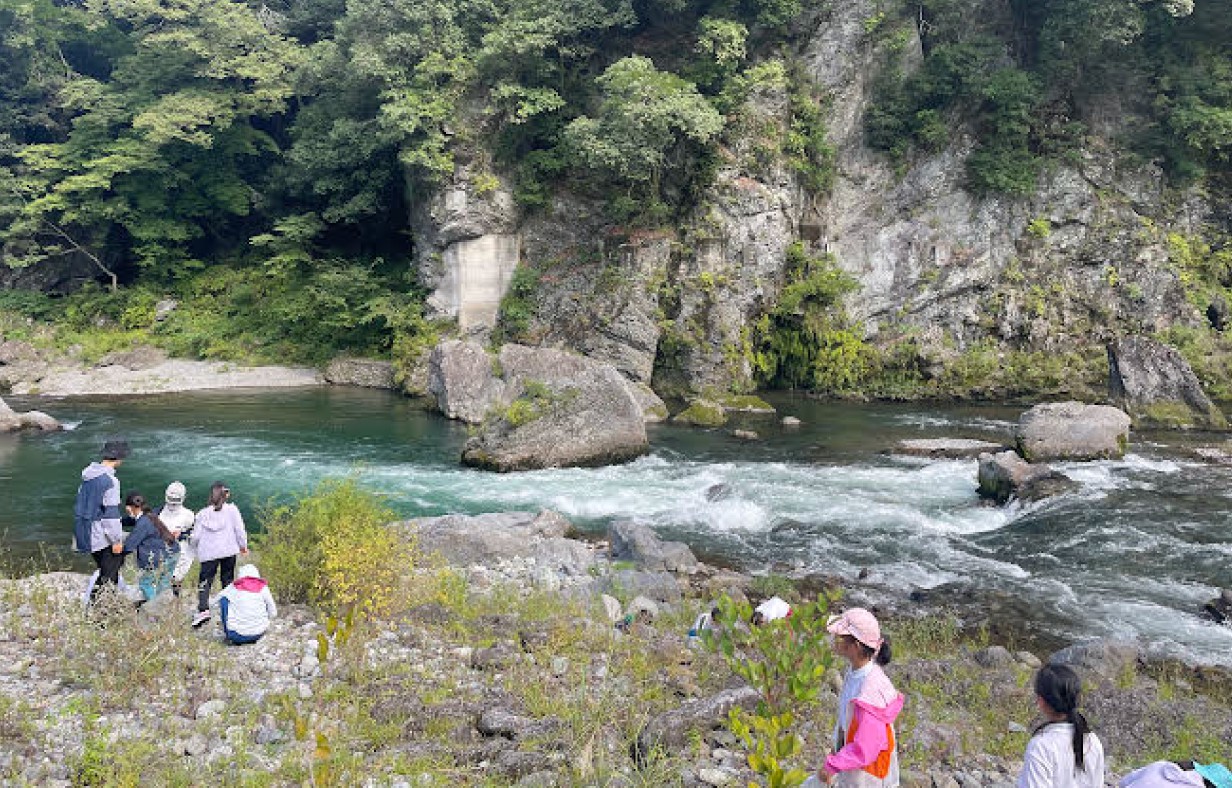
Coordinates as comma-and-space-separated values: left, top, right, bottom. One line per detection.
0, 0, 1229, 368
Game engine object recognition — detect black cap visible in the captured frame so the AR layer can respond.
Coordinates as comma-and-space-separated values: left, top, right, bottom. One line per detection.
101, 439, 130, 460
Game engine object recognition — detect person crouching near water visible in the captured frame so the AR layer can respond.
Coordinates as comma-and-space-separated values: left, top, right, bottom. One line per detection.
121, 493, 177, 601
189, 481, 248, 629
215, 564, 277, 645
805, 607, 903, 787
158, 482, 196, 597
1017, 663, 1104, 788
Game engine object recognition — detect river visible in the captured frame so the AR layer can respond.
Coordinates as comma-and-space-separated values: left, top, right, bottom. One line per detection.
1, 387, 1229, 665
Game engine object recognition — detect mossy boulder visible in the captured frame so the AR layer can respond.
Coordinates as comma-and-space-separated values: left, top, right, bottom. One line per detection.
977, 450, 1076, 505
460, 346, 648, 471
672, 400, 727, 427
716, 394, 776, 414
1108, 336, 1228, 430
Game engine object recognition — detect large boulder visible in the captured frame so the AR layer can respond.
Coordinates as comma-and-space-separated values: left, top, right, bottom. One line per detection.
427, 340, 508, 423
460, 344, 648, 471
1049, 639, 1141, 680
428, 339, 666, 425
977, 451, 1076, 504
608, 520, 699, 573
1202, 588, 1232, 625
399, 510, 594, 577
324, 357, 396, 389
632, 686, 761, 765
1108, 336, 1228, 429
0, 396, 61, 432
1015, 402, 1131, 462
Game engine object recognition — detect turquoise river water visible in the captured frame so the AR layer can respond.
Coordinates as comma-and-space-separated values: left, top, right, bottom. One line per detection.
1, 387, 1229, 665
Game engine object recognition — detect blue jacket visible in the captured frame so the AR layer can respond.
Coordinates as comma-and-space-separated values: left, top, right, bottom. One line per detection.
74, 463, 122, 553
123, 514, 173, 570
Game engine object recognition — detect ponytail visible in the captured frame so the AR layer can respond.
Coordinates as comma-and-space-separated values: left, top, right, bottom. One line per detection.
1067, 709, 1090, 770
207, 481, 229, 512
875, 635, 893, 666
856, 635, 893, 665
140, 502, 175, 543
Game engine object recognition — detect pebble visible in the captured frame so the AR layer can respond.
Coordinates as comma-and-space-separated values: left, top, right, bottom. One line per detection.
697, 766, 735, 786
254, 714, 284, 745
300, 653, 320, 678
1015, 650, 1042, 669
195, 699, 226, 720
298, 682, 313, 700
183, 734, 209, 757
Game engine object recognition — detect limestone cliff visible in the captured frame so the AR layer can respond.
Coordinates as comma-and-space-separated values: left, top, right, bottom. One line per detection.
408, 0, 1218, 402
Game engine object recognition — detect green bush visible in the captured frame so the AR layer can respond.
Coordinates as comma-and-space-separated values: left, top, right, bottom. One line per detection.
256, 479, 415, 620
706, 592, 840, 787
0, 289, 56, 320
495, 265, 541, 343
754, 242, 870, 393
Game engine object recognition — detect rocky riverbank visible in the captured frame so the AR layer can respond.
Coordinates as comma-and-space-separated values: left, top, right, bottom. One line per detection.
0, 512, 1228, 787
0, 342, 321, 396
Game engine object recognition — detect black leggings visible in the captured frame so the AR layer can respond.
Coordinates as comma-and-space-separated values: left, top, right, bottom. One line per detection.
89, 547, 125, 605
197, 555, 237, 613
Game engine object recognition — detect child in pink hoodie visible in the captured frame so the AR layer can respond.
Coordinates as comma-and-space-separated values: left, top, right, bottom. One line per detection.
810, 607, 904, 787
216, 564, 277, 645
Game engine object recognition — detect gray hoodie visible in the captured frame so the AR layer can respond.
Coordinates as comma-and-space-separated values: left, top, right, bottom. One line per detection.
190, 502, 247, 562
79, 463, 123, 553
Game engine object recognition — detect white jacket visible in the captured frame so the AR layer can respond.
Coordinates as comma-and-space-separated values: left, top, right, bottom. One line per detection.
1017, 724, 1105, 788
215, 565, 277, 637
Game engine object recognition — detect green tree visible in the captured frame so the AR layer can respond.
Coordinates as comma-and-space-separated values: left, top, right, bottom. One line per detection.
564, 55, 722, 195
5, 0, 303, 279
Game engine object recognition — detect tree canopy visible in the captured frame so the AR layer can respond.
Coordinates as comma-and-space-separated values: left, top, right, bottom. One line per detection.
0, 0, 1229, 360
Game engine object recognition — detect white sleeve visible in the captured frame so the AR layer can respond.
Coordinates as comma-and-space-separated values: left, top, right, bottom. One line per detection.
232, 505, 248, 551
1017, 737, 1054, 788
263, 587, 278, 619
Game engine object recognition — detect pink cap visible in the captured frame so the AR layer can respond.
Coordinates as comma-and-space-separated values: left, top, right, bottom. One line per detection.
826, 608, 883, 650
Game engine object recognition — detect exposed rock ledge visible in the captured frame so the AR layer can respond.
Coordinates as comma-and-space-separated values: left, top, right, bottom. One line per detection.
10, 359, 323, 396
0, 395, 61, 432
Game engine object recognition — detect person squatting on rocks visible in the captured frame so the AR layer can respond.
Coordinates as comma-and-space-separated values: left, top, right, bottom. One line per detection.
158, 482, 196, 597
190, 481, 248, 629
215, 564, 277, 645
121, 492, 177, 601
1121, 760, 1232, 787
73, 439, 128, 606
750, 596, 792, 626
804, 607, 903, 787
687, 603, 721, 647
1017, 663, 1105, 788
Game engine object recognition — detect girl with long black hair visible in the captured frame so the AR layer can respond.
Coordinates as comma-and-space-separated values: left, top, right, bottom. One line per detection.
188, 481, 248, 628
1017, 663, 1105, 787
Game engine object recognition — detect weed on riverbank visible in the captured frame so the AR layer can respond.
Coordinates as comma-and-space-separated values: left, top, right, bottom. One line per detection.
1, 499, 1230, 786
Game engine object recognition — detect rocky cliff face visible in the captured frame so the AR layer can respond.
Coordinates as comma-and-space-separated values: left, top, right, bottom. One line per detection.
408, 0, 1213, 400
803, 0, 1203, 355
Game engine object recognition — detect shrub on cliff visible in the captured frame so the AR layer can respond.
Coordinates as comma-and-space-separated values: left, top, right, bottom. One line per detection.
256, 479, 415, 619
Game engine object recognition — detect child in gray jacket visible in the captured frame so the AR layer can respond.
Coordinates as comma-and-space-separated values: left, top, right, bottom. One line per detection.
189, 481, 248, 628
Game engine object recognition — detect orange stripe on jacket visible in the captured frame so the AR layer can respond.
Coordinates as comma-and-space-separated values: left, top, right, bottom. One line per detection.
845, 713, 895, 779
